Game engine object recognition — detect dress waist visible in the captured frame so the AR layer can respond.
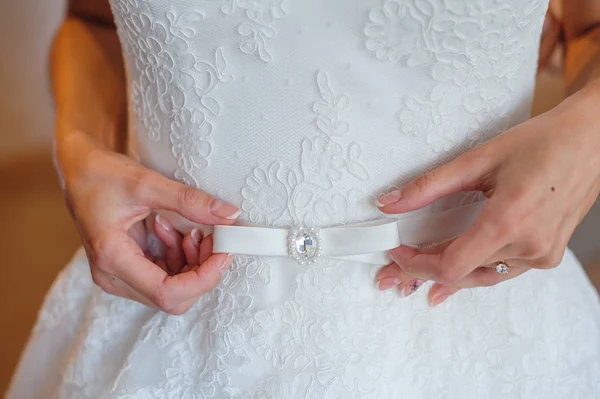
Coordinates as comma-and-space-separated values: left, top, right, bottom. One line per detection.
157, 201, 485, 265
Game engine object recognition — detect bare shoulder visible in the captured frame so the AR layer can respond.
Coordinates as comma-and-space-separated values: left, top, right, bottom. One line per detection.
68, 0, 115, 27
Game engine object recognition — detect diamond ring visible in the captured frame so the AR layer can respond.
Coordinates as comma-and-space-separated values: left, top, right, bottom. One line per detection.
495, 261, 510, 275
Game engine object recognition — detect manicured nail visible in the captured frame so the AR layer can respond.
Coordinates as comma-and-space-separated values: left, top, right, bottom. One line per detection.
220, 254, 234, 273
398, 279, 426, 298
377, 277, 400, 290
210, 199, 241, 220
190, 228, 201, 249
375, 189, 402, 207
429, 291, 450, 307
155, 214, 172, 232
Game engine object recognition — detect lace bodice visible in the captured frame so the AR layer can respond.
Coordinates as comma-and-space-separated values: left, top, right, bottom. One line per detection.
112, 0, 547, 226
13, 1, 600, 398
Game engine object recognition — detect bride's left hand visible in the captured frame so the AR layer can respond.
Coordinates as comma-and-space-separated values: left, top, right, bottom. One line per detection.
375, 82, 600, 306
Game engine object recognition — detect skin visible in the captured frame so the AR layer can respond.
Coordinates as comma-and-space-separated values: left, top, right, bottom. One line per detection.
57, 1, 600, 313
54, 1, 240, 315
538, 7, 562, 72
376, 2, 600, 306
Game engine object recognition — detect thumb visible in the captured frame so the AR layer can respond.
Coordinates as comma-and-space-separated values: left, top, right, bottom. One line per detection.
377, 151, 489, 214
141, 170, 241, 225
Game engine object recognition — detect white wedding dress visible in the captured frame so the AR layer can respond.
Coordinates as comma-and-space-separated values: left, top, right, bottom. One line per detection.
8, 0, 600, 397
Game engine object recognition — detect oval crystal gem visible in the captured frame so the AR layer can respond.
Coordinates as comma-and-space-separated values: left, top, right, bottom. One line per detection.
295, 234, 315, 255
288, 226, 321, 264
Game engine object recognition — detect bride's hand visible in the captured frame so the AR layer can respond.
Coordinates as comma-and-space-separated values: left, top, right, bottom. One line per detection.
56, 133, 240, 314
375, 83, 600, 306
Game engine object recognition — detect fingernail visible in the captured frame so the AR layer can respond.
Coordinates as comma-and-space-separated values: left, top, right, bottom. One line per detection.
375, 189, 402, 207
155, 214, 172, 232
220, 254, 234, 273
377, 277, 400, 290
190, 228, 201, 249
429, 291, 450, 307
398, 279, 426, 298
210, 199, 241, 220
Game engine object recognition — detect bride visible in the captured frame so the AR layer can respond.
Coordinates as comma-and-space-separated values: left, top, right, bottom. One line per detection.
8, 0, 600, 397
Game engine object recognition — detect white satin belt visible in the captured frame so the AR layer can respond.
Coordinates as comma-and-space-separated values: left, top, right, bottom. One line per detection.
157, 201, 484, 266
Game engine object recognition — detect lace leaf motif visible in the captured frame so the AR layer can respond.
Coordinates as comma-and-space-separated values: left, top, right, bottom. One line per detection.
221, 0, 286, 62
114, 1, 234, 185
241, 70, 370, 227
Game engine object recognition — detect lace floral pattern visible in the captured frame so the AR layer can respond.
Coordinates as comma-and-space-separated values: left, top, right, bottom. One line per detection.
11, 0, 600, 398
365, 0, 544, 152
112, 0, 233, 184
220, 0, 286, 62
31, 248, 93, 335
241, 70, 372, 227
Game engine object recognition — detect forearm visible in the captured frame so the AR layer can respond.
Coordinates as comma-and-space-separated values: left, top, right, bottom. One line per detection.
51, 15, 127, 157
563, 0, 600, 95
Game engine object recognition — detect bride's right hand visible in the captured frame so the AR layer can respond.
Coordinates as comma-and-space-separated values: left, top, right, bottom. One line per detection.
56, 133, 240, 314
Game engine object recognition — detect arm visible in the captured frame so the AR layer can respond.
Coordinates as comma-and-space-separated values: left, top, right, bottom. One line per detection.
563, 0, 600, 93
376, 2, 600, 304
52, 0, 240, 314
53, 0, 126, 153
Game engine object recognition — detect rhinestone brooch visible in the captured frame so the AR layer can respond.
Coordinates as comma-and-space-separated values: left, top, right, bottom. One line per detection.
288, 226, 322, 265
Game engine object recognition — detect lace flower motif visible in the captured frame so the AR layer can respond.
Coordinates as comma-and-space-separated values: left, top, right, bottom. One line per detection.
300, 137, 344, 189
250, 302, 304, 368
170, 109, 212, 174
241, 163, 289, 225
364, 1, 428, 65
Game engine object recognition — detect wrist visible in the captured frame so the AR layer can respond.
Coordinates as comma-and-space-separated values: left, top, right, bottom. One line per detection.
565, 80, 600, 135
53, 129, 103, 186
569, 81, 600, 173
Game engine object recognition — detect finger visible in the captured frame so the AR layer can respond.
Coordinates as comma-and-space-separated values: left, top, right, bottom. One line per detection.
181, 265, 193, 273
153, 214, 185, 274
484, 258, 538, 268
113, 236, 233, 312
388, 244, 462, 283
155, 259, 170, 274
136, 253, 231, 312
463, 264, 530, 288
376, 262, 414, 283
144, 252, 156, 263
409, 197, 523, 283
481, 241, 544, 264
183, 228, 202, 266
486, 256, 561, 270
397, 278, 427, 298
145, 216, 166, 261
388, 233, 499, 285
141, 170, 241, 224
198, 234, 215, 266
172, 294, 204, 315
375, 263, 428, 297
376, 150, 491, 214
128, 221, 148, 252
428, 265, 530, 306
